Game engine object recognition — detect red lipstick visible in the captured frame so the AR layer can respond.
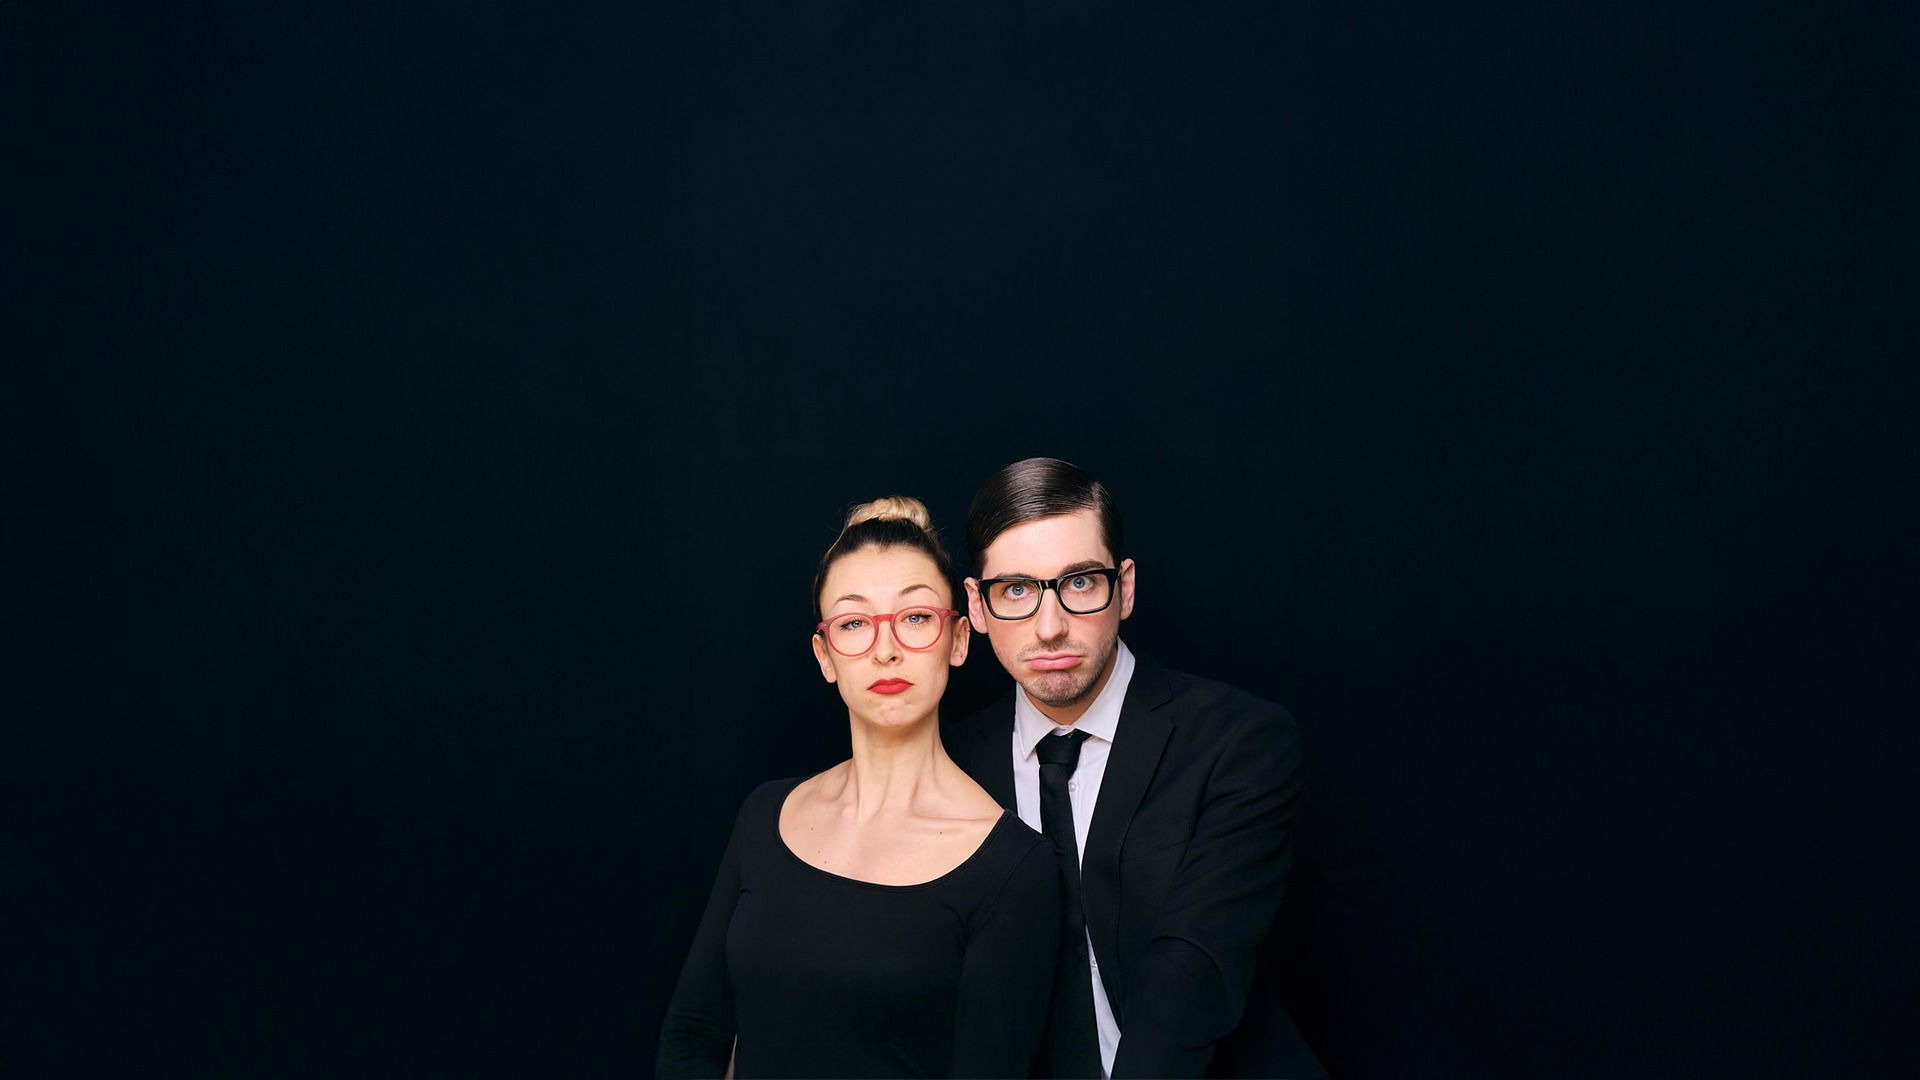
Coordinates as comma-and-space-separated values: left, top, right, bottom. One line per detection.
869, 679, 912, 694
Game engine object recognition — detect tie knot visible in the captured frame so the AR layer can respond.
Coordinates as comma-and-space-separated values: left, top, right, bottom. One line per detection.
1035, 728, 1092, 768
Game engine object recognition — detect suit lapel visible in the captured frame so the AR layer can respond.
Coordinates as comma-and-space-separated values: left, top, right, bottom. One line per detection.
952, 694, 1017, 809
1081, 654, 1174, 980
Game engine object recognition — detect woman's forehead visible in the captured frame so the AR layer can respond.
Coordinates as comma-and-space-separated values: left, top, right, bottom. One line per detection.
821, 546, 949, 606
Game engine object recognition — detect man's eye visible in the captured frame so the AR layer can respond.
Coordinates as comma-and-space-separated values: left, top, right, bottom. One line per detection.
1064, 574, 1093, 592
1001, 582, 1032, 598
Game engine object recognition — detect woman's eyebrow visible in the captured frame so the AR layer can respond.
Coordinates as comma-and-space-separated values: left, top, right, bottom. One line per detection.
829, 583, 937, 607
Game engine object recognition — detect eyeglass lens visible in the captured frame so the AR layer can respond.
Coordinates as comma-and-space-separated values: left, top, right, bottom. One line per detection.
987, 572, 1112, 618
824, 608, 947, 655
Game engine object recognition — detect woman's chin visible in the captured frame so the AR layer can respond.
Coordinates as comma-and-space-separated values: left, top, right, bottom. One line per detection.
849, 700, 939, 733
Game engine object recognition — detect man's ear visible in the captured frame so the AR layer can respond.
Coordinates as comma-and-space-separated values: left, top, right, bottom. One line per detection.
963, 577, 988, 634
1117, 558, 1137, 621
811, 633, 837, 683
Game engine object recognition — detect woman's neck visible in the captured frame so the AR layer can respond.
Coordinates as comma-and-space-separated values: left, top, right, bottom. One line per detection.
837, 713, 951, 820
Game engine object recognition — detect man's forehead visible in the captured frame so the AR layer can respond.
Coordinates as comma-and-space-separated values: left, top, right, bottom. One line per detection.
979, 509, 1113, 575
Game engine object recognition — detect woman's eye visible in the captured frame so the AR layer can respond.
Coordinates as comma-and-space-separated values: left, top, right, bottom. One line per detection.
902, 611, 931, 626
837, 618, 867, 632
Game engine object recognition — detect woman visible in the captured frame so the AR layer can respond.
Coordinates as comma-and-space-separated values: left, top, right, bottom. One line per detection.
657, 497, 1060, 1078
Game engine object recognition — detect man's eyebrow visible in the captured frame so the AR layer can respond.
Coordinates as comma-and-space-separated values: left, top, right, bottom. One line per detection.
987, 559, 1111, 579
1055, 560, 1111, 576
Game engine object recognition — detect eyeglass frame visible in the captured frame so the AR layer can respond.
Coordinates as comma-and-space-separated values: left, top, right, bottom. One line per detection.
814, 607, 964, 657
973, 567, 1122, 620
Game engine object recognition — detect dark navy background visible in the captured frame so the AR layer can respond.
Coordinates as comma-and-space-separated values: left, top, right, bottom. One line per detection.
4, 4, 1914, 1077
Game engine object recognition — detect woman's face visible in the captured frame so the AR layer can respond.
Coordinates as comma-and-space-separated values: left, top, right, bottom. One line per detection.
812, 545, 969, 727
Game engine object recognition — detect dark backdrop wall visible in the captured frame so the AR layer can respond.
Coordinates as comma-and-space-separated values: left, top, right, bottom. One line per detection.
4, 4, 1914, 1078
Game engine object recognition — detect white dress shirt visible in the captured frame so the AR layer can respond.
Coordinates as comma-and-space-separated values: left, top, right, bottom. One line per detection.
1012, 639, 1135, 1078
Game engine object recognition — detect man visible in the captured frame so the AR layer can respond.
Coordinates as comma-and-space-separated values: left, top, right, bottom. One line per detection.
947, 458, 1322, 1079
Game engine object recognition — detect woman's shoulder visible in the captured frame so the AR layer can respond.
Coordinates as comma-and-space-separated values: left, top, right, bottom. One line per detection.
740, 764, 858, 828
746, 774, 810, 801
954, 812, 1052, 886
744, 773, 811, 807
944, 813, 1057, 928
760, 761, 855, 816
727, 774, 813, 830
987, 810, 1050, 858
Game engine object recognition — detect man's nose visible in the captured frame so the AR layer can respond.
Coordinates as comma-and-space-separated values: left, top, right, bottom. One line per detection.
1033, 587, 1069, 640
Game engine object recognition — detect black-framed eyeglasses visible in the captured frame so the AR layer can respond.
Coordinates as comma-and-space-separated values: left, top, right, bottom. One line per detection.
976, 567, 1120, 620
815, 607, 963, 657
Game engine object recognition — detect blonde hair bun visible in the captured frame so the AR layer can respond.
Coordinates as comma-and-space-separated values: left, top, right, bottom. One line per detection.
844, 495, 933, 532
814, 494, 956, 619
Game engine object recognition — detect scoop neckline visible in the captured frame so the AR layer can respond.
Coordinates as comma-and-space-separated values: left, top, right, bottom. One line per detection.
772, 775, 1017, 892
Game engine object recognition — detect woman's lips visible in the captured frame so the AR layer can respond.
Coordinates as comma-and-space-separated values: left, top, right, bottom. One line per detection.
869, 679, 912, 694
1027, 654, 1080, 671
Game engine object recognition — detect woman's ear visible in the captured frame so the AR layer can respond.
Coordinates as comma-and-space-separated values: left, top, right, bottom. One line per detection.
948, 615, 970, 668
811, 633, 837, 683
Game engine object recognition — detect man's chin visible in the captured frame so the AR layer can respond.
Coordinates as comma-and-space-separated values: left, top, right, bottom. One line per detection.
1025, 671, 1096, 710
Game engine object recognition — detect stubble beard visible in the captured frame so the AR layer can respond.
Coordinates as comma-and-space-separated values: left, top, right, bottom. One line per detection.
1021, 633, 1119, 712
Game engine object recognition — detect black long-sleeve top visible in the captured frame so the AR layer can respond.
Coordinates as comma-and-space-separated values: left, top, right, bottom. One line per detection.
657, 777, 1061, 1079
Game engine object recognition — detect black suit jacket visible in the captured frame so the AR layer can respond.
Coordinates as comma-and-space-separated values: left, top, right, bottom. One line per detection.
946, 651, 1324, 1079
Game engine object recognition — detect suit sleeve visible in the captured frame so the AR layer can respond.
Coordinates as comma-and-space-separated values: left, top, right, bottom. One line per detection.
1111, 705, 1303, 1078
655, 799, 749, 1079
948, 836, 1061, 1079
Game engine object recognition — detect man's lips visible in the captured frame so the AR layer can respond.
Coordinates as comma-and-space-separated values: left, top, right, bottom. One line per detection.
1026, 653, 1081, 671
869, 679, 913, 694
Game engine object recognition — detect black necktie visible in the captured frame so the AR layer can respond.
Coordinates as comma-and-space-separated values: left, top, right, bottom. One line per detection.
1037, 728, 1102, 1078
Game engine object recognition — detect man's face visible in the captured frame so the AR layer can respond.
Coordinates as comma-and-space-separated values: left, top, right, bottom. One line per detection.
964, 508, 1136, 725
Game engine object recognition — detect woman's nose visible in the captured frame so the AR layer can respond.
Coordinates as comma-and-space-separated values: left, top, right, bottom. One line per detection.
869, 617, 904, 660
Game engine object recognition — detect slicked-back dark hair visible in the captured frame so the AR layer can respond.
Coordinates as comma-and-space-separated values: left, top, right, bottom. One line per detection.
965, 457, 1125, 573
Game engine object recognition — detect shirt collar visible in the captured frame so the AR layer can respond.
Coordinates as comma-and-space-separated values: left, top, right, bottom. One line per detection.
1013, 639, 1135, 759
